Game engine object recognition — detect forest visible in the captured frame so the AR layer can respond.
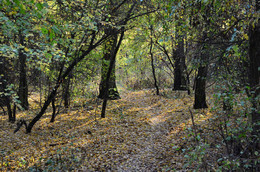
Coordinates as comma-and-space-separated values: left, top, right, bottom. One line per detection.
0, 0, 259, 171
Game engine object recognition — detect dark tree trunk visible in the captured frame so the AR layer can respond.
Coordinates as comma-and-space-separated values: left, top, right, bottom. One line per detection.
194, 65, 208, 109
23, 1, 136, 133
62, 72, 72, 108
101, 28, 126, 118
149, 26, 159, 95
194, 32, 208, 109
50, 97, 56, 122
0, 56, 15, 122
248, 4, 260, 148
18, 31, 29, 110
25, 33, 105, 133
173, 38, 187, 91
98, 28, 120, 100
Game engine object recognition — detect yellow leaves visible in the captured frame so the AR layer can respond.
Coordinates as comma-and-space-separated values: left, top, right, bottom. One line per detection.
24, 47, 29, 52
0, 89, 220, 171
8, 11, 17, 16
243, 33, 249, 40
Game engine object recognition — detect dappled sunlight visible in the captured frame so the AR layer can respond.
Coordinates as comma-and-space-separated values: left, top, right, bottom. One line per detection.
0, 89, 247, 171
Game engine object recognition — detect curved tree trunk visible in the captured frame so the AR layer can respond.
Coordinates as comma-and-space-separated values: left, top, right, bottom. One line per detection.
98, 28, 120, 100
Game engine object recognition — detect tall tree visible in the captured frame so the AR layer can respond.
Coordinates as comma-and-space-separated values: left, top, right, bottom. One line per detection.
173, 18, 187, 91
149, 25, 160, 95
248, 0, 260, 148
18, 30, 29, 110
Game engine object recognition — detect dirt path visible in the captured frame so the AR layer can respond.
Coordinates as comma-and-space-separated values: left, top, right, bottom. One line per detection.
111, 90, 191, 171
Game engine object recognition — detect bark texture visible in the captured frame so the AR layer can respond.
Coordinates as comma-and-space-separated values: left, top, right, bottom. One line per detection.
18, 31, 29, 110
173, 37, 187, 91
98, 28, 120, 100
194, 33, 208, 109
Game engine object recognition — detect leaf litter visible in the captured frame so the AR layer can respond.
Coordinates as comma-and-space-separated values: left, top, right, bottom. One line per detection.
0, 89, 216, 171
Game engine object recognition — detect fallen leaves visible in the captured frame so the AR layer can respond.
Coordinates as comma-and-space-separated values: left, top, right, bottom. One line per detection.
0, 89, 220, 171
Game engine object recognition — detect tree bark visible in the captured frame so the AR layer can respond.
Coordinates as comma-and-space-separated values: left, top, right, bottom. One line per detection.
194, 65, 208, 109
173, 38, 187, 91
98, 28, 120, 100
62, 72, 72, 108
18, 30, 29, 110
194, 33, 208, 109
101, 28, 126, 118
0, 56, 15, 122
149, 26, 159, 95
248, 4, 260, 147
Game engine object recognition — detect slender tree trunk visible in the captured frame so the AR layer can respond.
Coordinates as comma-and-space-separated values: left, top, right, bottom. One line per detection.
24, 2, 136, 133
98, 28, 120, 100
25, 33, 104, 133
149, 26, 159, 95
50, 97, 56, 122
18, 30, 29, 110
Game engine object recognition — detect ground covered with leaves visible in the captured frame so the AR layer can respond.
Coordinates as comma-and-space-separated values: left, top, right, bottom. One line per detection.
0, 89, 232, 171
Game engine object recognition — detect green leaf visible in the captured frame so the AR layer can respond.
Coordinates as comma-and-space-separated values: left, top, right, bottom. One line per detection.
13, 0, 20, 5
36, 3, 43, 10
41, 27, 48, 35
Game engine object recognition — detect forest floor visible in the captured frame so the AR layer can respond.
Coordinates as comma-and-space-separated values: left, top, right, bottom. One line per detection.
0, 89, 217, 171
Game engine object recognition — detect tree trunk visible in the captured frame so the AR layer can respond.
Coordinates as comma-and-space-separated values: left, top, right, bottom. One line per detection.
50, 97, 56, 122
18, 30, 29, 110
25, 33, 105, 133
194, 31, 208, 109
149, 26, 159, 95
98, 28, 120, 100
0, 56, 15, 122
248, 5, 260, 148
62, 72, 72, 108
194, 65, 208, 109
173, 38, 187, 91
101, 28, 126, 118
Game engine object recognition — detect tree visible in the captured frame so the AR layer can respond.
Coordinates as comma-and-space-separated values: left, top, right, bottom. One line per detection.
20, 0, 154, 132
149, 24, 160, 95
173, 17, 187, 91
98, 27, 121, 100
248, 0, 260, 148
0, 56, 15, 122
193, 33, 209, 109
18, 30, 29, 110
